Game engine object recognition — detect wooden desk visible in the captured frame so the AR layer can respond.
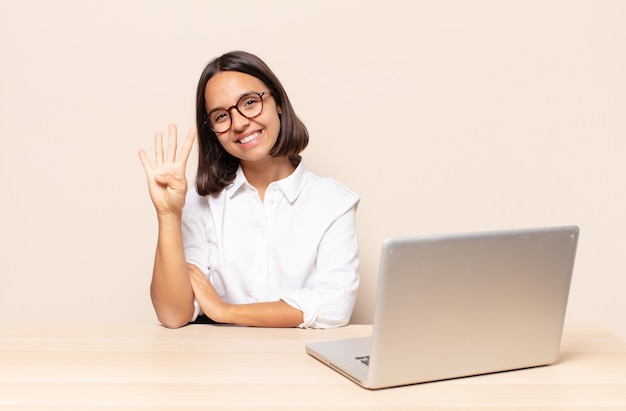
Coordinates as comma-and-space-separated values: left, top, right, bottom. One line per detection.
0, 324, 625, 410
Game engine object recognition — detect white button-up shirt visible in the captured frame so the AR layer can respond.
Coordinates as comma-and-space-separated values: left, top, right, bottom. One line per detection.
181, 163, 360, 328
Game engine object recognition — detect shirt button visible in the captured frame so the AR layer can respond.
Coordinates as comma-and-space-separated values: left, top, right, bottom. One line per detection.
269, 199, 275, 205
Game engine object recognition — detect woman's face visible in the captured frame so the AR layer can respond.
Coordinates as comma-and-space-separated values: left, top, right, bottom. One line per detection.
204, 71, 281, 164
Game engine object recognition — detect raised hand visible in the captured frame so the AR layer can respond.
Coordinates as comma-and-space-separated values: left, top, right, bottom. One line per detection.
138, 124, 197, 216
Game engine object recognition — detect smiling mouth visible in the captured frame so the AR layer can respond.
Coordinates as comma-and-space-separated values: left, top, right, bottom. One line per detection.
237, 131, 261, 144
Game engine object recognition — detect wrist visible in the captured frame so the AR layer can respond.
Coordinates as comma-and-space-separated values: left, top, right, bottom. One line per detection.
212, 301, 233, 324
156, 210, 183, 223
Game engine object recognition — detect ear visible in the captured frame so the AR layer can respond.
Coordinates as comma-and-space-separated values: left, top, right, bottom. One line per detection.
277, 106, 282, 115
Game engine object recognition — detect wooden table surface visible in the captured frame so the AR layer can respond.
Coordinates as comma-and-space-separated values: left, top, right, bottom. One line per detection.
1, 324, 625, 410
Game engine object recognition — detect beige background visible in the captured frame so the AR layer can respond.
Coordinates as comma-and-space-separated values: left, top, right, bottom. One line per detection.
1, 0, 624, 339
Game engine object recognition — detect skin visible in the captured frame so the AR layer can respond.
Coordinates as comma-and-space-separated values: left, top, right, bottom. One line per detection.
205, 71, 293, 201
138, 71, 303, 329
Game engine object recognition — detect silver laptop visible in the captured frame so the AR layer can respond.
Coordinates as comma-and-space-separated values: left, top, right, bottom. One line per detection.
306, 225, 579, 389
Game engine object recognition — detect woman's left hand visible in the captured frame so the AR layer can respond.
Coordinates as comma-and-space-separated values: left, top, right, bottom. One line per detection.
188, 264, 303, 328
188, 264, 229, 323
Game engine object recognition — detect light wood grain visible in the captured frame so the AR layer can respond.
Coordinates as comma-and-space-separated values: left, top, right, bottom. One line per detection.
0, 324, 624, 410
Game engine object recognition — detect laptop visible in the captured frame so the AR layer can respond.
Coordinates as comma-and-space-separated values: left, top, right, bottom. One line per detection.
306, 225, 579, 389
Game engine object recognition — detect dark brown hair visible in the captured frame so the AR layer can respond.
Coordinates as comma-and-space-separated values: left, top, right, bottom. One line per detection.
194, 51, 309, 195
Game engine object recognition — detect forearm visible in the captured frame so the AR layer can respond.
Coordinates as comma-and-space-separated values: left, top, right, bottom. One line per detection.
151, 213, 195, 328
188, 264, 303, 327
219, 300, 303, 328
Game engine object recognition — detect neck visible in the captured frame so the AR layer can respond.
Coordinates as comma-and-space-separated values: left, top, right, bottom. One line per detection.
241, 156, 295, 201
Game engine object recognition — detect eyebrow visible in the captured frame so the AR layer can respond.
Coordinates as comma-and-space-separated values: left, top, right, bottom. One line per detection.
206, 90, 261, 113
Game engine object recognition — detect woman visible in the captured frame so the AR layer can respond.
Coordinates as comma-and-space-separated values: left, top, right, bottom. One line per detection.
139, 51, 359, 329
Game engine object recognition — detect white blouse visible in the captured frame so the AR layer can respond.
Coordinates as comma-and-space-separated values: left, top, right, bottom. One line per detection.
181, 163, 360, 328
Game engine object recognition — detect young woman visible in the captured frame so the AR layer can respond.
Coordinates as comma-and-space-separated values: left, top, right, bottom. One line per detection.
139, 51, 359, 329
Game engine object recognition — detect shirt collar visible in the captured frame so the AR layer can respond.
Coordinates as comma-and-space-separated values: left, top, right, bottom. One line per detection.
226, 162, 306, 204
227, 167, 247, 197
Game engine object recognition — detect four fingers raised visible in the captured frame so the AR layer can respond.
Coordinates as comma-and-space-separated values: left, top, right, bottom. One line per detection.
138, 124, 197, 179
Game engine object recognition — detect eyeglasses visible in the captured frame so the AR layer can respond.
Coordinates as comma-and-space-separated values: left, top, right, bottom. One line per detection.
206, 91, 271, 133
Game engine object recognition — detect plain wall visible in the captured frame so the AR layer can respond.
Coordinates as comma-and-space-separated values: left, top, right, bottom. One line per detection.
1, 0, 624, 340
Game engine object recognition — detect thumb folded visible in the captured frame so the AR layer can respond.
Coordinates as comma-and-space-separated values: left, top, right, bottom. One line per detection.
155, 173, 187, 189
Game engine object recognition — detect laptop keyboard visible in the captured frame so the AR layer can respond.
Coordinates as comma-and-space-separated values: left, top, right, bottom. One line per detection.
355, 355, 370, 366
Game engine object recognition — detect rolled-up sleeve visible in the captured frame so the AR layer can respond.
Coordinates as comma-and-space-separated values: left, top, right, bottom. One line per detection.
282, 201, 359, 328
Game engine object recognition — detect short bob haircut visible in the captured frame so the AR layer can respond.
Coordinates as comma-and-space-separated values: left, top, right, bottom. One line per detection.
194, 51, 309, 195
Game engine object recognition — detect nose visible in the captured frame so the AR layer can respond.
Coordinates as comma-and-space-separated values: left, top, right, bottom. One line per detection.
229, 108, 250, 131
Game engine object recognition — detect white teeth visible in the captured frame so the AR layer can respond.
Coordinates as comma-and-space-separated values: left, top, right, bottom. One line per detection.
238, 132, 260, 144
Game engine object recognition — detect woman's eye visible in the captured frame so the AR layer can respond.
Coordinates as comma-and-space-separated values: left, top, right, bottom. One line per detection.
213, 112, 228, 123
243, 98, 258, 107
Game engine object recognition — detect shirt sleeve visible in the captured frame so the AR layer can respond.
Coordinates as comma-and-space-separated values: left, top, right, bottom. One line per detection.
181, 191, 212, 277
181, 191, 212, 322
281, 195, 360, 328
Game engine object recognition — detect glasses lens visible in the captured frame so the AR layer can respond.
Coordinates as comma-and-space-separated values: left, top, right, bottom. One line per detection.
237, 93, 263, 118
209, 110, 230, 133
